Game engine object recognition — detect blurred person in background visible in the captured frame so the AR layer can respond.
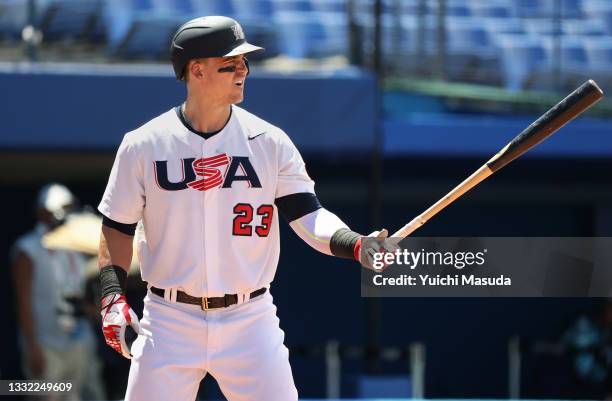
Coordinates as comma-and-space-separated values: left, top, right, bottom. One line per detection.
11, 183, 102, 401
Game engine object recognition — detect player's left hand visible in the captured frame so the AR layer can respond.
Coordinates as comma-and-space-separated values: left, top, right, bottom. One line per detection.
355, 229, 400, 272
101, 293, 141, 359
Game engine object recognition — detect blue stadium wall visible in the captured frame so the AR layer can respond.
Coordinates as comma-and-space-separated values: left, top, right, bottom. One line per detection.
1, 66, 610, 398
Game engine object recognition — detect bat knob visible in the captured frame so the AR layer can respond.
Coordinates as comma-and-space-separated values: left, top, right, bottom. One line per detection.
125, 325, 139, 351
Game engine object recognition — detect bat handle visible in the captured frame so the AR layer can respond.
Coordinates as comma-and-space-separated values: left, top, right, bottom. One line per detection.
125, 325, 139, 352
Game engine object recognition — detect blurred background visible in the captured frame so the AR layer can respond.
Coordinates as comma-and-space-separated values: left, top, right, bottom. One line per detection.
1, 0, 612, 400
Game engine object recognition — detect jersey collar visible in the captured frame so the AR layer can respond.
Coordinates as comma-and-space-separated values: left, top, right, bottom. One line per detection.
174, 104, 233, 140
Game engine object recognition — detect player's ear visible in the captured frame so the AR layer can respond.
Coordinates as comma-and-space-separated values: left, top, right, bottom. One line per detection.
188, 60, 204, 80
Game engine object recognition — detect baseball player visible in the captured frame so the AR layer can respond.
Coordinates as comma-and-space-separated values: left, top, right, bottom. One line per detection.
98, 16, 395, 401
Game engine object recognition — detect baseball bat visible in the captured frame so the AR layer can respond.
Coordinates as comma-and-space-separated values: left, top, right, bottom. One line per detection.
392, 79, 604, 238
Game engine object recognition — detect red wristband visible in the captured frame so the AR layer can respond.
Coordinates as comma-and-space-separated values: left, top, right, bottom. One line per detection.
353, 238, 362, 261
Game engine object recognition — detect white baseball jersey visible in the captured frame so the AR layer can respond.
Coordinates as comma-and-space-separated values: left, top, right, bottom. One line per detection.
99, 105, 315, 297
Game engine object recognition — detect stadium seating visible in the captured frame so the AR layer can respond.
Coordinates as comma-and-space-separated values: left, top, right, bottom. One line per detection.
470, 1, 516, 18
583, 36, 612, 72
189, 0, 235, 15
483, 17, 527, 35
0, 0, 30, 40
445, 16, 492, 51
562, 18, 607, 36
443, 17, 498, 82
38, 0, 102, 41
513, 0, 582, 19
274, 10, 347, 58
355, 14, 423, 70
230, 0, 274, 19
582, 0, 612, 15
582, 0, 612, 32
311, 0, 346, 14
542, 36, 589, 69
470, 3, 515, 19
523, 18, 562, 36
445, 3, 472, 17
0, 0, 611, 90
102, 0, 185, 59
527, 35, 590, 91
496, 34, 549, 90
272, 0, 313, 13
354, 0, 418, 16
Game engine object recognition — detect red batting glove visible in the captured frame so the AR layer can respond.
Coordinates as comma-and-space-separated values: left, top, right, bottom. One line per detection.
101, 293, 141, 359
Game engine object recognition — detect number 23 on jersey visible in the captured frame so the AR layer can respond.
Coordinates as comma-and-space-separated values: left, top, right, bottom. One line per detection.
232, 203, 274, 237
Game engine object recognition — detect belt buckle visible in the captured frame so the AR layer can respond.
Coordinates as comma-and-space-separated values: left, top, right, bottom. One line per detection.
201, 297, 210, 311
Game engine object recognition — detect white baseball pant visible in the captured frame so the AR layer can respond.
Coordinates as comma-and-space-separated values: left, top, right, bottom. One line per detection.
125, 290, 298, 401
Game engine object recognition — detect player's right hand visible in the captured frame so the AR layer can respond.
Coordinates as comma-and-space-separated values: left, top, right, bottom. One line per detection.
101, 293, 141, 359
355, 229, 400, 272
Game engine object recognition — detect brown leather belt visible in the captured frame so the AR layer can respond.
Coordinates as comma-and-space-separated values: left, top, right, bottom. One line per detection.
150, 286, 267, 311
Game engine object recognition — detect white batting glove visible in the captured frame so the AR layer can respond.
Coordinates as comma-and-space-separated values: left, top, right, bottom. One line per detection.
357, 229, 401, 272
101, 293, 141, 359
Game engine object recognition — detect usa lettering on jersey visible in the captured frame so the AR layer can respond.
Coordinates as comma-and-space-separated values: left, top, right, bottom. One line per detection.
154, 153, 262, 191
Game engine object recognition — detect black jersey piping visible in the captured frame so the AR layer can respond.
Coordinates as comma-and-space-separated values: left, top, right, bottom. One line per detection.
102, 216, 137, 236
174, 105, 233, 140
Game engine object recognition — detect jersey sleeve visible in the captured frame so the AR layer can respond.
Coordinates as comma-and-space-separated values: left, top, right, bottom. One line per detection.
275, 132, 315, 199
98, 135, 145, 224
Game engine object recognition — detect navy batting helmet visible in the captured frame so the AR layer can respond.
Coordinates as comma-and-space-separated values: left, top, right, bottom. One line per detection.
170, 16, 264, 80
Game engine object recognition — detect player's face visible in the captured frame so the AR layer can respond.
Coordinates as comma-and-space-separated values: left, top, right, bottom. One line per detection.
197, 55, 249, 105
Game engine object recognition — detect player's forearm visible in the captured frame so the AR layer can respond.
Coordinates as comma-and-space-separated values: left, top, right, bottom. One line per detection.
289, 208, 345, 255
99, 225, 133, 299
289, 208, 361, 258
98, 222, 140, 359
99, 224, 133, 271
